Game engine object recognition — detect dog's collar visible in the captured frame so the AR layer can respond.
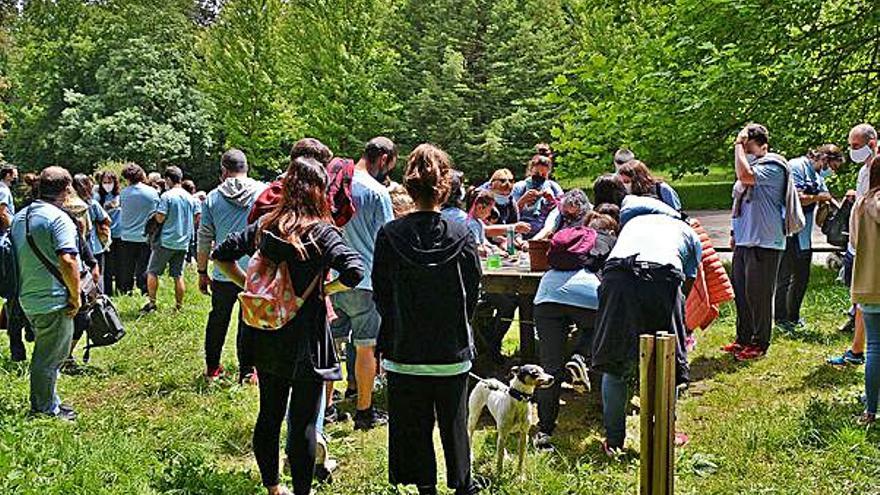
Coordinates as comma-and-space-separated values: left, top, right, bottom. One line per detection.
508, 387, 532, 403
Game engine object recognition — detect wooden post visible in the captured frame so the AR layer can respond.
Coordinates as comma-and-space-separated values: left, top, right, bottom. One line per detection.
639, 335, 656, 495
652, 333, 676, 495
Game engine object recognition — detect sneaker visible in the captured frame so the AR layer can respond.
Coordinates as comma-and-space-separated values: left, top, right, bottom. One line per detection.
324, 404, 350, 424
343, 388, 358, 400
566, 354, 589, 388
60, 357, 83, 376
139, 302, 158, 315
533, 431, 553, 451
239, 370, 259, 386
839, 316, 856, 334
602, 439, 622, 458
856, 412, 876, 426
734, 345, 766, 361
30, 405, 77, 422
205, 365, 224, 382
826, 349, 865, 366
332, 389, 344, 402
353, 407, 388, 431
674, 432, 690, 447
720, 342, 743, 354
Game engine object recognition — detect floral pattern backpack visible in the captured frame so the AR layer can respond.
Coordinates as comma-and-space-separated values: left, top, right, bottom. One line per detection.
238, 251, 322, 331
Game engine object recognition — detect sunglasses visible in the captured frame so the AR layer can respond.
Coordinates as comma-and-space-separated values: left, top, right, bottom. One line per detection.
493, 178, 514, 184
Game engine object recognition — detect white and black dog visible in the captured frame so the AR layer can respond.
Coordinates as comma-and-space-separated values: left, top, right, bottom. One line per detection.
467, 364, 554, 477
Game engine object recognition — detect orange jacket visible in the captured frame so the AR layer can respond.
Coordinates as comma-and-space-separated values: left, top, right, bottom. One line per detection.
686, 219, 735, 331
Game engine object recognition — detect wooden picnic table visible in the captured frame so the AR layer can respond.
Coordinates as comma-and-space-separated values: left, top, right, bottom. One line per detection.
480, 266, 545, 361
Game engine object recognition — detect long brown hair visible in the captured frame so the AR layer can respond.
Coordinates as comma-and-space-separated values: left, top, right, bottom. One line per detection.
617, 160, 660, 196
259, 156, 331, 259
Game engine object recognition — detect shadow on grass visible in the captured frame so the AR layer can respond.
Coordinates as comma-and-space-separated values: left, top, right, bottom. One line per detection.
687, 354, 746, 383
782, 363, 862, 394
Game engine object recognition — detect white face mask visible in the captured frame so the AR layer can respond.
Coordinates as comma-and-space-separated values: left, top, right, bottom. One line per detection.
102, 183, 114, 193
623, 182, 632, 194
745, 154, 757, 163
850, 145, 873, 164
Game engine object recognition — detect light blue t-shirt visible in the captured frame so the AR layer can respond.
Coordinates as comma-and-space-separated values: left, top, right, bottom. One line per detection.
620, 195, 681, 227
441, 206, 468, 225
467, 217, 487, 246
95, 192, 122, 239
10, 201, 79, 316
120, 183, 160, 243
609, 213, 702, 278
658, 182, 682, 211
343, 169, 394, 291
789, 156, 828, 251
201, 186, 261, 282
511, 178, 563, 233
731, 160, 787, 250
534, 269, 601, 310
157, 187, 196, 251
86, 199, 109, 255
0, 182, 15, 216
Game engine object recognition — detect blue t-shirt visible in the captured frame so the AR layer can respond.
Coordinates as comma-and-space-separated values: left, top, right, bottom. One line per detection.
609, 213, 702, 278
11, 202, 79, 316
534, 269, 601, 310
342, 169, 394, 291
157, 187, 196, 251
511, 178, 563, 235
467, 217, 487, 245
658, 182, 682, 211
201, 186, 262, 282
86, 199, 109, 255
731, 160, 787, 250
441, 206, 468, 225
95, 192, 122, 239
0, 182, 15, 216
789, 156, 827, 251
619, 195, 681, 227
120, 183, 160, 243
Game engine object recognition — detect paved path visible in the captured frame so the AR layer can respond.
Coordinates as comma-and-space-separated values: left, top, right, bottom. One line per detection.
690, 210, 840, 266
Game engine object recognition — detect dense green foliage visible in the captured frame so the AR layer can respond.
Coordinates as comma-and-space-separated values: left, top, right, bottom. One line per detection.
0, 0, 877, 186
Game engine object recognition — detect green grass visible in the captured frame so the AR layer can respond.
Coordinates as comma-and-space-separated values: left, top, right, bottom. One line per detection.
1, 266, 878, 494
561, 165, 736, 210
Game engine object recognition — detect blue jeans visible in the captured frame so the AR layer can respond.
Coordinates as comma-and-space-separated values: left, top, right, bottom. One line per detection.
602, 373, 628, 448
864, 311, 880, 415
602, 371, 678, 448
29, 310, 74, 414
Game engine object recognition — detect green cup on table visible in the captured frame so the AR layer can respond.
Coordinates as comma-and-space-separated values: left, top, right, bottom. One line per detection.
487, 253, 502, 270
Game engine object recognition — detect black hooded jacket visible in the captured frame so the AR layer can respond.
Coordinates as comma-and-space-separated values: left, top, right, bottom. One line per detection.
373, 211, 482, 366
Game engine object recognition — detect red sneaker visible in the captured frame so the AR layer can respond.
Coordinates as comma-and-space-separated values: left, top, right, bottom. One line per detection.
720, 342, 743, 354
205, 365, 225, 382
734, 346, 766, 361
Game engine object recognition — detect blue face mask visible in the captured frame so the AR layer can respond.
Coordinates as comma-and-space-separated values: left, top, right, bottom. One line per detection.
494, 193, 510, 206
819, 167, 833, 179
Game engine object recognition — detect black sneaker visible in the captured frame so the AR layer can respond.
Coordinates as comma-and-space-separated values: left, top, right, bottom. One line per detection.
60, 357, 83, 376
30, 405, 77, 422
533, 431, 554, 451
353, 407, 388, 431
344, 388, 358, 400
140, 302, 158, 315
324, 404, 350, 424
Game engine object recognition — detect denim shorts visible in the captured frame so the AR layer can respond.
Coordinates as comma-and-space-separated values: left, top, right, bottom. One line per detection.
146, 245, 187, 278
330, 289, 381, 347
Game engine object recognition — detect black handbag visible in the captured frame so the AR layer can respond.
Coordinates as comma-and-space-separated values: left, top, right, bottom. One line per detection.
821, 197, 853, 248
25, 206, 99, 310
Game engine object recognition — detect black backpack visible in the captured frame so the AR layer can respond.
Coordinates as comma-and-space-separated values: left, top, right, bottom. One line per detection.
821, 197, 853, 248
0, 229, 19, 300
83, 294, 125, 363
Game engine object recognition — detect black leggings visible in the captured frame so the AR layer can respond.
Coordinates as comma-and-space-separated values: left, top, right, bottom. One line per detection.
534, 303, 596, 435
386, 372, 472, 491
116, 240, 151, 295
253, 371, 323, 493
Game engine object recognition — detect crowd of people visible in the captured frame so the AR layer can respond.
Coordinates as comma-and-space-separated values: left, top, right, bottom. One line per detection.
0, 120, 878, 495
